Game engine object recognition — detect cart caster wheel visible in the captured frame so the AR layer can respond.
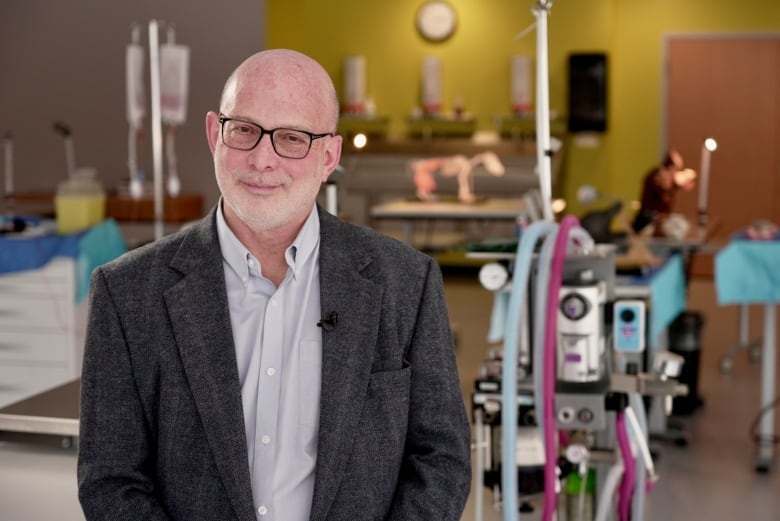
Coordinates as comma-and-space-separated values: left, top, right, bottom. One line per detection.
755, 461, 771, 474
650, 447, 661, 461
754, 453, 772, 474
749, 345, 762, 362
719, 357, 733, 374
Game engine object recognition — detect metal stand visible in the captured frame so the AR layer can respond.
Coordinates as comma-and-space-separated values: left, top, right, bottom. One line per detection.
714, 239, 780, 473
719, 304, 762, 374
532, 0, 554, 222
324, 164, 345, 216
148, 20, 165, 241
755, 304, 776, 473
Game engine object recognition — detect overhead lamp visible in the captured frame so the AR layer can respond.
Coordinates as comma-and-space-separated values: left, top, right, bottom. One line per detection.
352, 133, 367, 149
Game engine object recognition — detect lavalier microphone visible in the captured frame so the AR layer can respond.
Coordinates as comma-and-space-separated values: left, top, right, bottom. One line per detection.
317, 311, 339, 330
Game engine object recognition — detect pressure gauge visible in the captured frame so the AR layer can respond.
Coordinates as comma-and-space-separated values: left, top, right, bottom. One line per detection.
478, 262, 509, 291
565, 443, 590, 465
560, 292, 590, 321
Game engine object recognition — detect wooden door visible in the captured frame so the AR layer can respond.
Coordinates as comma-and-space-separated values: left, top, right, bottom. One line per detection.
665, 36, 780, 249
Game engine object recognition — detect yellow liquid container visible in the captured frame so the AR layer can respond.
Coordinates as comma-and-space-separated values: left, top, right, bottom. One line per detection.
55, 169, 106, 234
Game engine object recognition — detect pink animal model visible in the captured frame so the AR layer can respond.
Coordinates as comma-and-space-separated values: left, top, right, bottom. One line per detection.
411, 151, 505, 204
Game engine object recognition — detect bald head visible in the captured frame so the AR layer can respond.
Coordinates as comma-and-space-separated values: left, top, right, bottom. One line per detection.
219, 49, 340, 132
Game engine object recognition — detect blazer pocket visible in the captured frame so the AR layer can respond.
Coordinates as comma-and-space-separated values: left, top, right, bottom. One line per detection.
365, 365, 412, 425
349, 366, 412, 473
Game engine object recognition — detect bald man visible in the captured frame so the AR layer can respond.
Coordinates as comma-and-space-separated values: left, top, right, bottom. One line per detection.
77, 49, 471, 521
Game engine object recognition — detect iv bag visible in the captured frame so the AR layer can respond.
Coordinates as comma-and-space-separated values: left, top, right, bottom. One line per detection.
126, 44, 146, 128
160, 44, 190, 125
343, 55, 366, 113
511, 54, 532, 114
421, 56, 442, 115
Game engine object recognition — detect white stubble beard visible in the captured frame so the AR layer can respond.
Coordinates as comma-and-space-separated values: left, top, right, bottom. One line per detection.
219, 167, 323, 234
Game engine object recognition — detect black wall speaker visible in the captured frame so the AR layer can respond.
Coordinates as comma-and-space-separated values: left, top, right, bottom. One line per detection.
567, 53, 608, 132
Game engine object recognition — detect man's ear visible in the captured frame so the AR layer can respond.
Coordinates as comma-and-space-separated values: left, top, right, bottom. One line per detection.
321, 134, 343, 182
205, 111, 221, 154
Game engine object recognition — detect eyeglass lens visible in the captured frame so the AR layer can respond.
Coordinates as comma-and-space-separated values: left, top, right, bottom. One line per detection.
222, 119, 312, 158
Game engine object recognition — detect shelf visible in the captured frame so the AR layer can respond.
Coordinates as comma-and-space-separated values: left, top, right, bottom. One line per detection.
407, 117, 476, 138
494, 115, 568, 138
11, 192, 204, 223
341, 137, 538, 157
338, 115, 390, 137
105, 194, 203, 222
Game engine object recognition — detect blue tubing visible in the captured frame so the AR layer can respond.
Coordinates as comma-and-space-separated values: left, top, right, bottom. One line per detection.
501, 220, 557, 521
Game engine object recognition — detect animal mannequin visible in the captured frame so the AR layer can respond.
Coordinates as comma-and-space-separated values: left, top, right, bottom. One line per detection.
577, 185, 662, 268
411, 151, 505, 204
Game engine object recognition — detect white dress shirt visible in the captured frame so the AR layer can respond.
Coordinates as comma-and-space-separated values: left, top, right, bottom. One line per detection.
217, 203, 322, 521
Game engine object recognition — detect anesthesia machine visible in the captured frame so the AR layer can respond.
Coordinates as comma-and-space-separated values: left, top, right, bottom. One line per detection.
471, 215, 687, 521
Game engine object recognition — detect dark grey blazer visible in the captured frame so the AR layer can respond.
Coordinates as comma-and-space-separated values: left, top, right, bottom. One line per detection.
78, 206, 471, 521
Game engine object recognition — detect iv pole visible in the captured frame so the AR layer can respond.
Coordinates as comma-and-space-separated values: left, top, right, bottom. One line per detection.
149, 20, 165, 241
533, 0, 555, 222
494, 7, 557, 521
129, 20, 189, 240
514, 0, 555, 221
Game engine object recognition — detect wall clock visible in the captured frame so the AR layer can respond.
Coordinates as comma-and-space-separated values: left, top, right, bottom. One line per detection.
415, 1, 458, 43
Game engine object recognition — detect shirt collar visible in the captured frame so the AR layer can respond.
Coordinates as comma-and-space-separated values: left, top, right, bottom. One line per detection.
286, 205, 320, 279
216, 200, 320, 282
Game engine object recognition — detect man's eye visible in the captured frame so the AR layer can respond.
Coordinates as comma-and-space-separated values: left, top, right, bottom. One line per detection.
278, 132, 306, 144
235, 125, 256, 135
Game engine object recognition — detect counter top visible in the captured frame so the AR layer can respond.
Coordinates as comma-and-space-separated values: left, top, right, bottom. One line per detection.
0, 380, 80, 437
341, 137, 544, 157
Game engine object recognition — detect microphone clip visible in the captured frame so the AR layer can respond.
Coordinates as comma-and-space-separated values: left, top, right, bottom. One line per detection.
317, 311, 339, 330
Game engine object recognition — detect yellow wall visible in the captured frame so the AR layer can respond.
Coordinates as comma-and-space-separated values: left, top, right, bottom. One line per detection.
267, 0, 780, 211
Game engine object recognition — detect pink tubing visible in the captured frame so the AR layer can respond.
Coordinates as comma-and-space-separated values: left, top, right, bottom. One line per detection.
541, 214, 580, 521
616, 411, 636, 521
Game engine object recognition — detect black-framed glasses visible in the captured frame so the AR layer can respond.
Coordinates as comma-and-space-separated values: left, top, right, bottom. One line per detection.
218, 114, 333, 159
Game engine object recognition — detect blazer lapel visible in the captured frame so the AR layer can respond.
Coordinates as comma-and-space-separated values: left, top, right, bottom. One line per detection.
164, 214, 256, 521
309, 209, 384, 521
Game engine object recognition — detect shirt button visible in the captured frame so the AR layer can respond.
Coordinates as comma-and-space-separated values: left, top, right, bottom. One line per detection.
271, 299, 278, 307
257, 505, 268, 515
248, 259, 255, 267
266, 367, 276, 376
261, 435, 271, 445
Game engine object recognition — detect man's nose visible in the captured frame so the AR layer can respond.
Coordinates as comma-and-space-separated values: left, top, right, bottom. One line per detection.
248, 133, 279, 165
258, 132, 280, 154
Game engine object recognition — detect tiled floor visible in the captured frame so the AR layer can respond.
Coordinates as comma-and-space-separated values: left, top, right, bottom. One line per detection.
0, 273, 778, 521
